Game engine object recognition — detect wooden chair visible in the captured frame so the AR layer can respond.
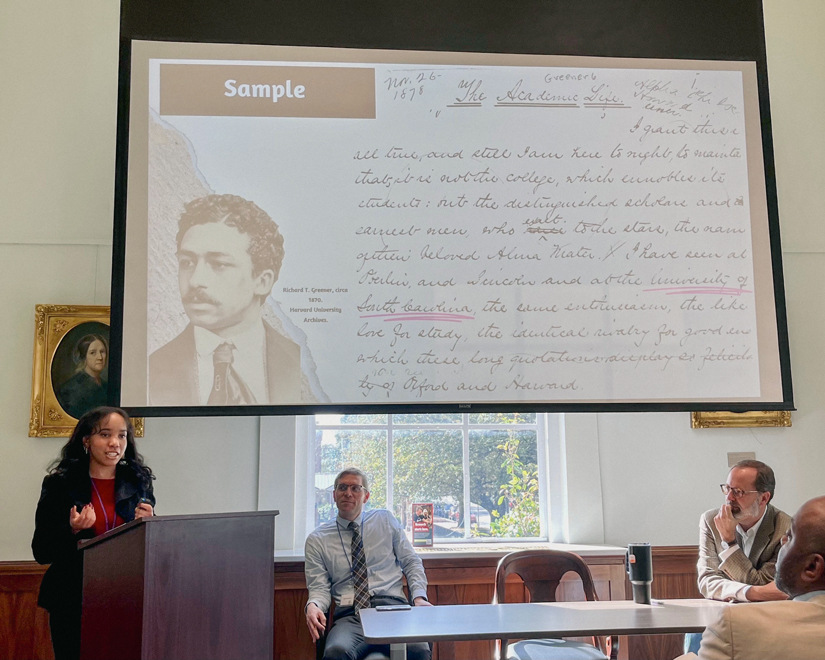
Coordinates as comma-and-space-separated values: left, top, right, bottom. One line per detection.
493, 549, 614, 660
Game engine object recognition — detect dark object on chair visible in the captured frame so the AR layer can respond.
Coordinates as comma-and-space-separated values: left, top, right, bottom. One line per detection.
625, 542, 653, 604
315, 602, 333, 660
493, 549, 614, 660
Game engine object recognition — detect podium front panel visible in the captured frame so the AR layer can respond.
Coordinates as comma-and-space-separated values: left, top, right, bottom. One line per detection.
142, 515, 275, 660
80, 511, 276, 660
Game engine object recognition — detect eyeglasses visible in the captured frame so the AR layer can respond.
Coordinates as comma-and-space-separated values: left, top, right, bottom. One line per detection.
335, 484, 366, 494
720, 484, 760, 498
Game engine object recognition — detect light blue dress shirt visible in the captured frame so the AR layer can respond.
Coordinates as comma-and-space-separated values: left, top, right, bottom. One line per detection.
305, 508, 428, 612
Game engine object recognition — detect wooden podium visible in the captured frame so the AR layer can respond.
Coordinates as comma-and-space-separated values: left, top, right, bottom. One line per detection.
78, 511, 277, 660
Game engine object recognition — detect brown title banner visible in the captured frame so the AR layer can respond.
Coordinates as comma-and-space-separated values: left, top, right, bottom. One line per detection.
159, 64, 376, 118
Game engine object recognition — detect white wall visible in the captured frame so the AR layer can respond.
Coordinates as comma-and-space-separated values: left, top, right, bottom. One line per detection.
1, 0, 822, 560
594, 0, 825, 547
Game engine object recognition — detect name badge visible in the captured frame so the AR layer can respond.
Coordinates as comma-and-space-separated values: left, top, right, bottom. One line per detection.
340, 593, 354, 607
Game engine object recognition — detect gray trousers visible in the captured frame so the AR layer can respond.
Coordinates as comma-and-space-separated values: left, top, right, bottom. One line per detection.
323, 595, 431, 660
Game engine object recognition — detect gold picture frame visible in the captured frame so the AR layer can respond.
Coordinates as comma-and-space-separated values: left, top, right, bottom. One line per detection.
690, 410, 792, 429
29, 304, 144, 437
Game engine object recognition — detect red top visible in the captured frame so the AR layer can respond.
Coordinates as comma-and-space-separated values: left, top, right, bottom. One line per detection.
90, 477, 125, 537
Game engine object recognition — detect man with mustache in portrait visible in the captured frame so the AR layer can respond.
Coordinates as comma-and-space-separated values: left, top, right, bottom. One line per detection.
148, 194, 301, 406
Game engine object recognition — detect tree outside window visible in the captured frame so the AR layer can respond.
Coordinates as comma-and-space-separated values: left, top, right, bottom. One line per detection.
311, 412, 544, 542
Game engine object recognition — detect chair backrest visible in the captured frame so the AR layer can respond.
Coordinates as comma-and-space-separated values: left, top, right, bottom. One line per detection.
493, 549, 611, 658
494, 549, 599, 605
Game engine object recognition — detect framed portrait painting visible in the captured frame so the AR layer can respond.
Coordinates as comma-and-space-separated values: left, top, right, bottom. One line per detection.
29, 304, 144, 437
690, 410, 792, 429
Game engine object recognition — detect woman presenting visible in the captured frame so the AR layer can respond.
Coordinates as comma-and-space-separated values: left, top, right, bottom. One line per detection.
56, 334, 109, 419
32, 406, 155, 660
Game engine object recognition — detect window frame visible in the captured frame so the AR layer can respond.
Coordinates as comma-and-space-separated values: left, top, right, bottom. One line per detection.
305, 412, 552, 544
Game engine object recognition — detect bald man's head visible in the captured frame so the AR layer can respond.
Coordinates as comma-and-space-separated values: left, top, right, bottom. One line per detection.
775, 496, 825, 597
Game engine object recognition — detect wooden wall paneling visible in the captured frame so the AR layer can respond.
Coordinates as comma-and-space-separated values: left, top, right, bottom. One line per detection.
0, 562, 53, 660
3, 548, 698, 660
604, 564, 628, 600
273, 589, 315, 660
273, 562, 313, 660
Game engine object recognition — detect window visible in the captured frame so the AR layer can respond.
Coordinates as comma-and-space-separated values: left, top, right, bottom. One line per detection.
310, 412, 548, 542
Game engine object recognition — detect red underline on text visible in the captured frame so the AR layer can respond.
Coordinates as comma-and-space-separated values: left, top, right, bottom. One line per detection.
359, 313, 475, 322
643, 286, 753, 296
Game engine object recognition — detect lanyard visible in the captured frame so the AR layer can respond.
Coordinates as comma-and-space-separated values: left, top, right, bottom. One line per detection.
90, 479, 115, 533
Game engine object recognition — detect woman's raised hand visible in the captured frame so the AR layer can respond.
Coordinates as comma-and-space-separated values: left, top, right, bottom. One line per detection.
69, 503, 96, 533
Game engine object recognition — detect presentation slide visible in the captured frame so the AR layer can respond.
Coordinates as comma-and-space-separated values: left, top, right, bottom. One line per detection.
119, 41, 783, 410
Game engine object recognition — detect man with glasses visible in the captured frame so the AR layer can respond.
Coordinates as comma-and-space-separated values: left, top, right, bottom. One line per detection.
678, 495, 825, 659
684, 460, 792, 653
304, 467, 432, 660
697, 459, 791, 603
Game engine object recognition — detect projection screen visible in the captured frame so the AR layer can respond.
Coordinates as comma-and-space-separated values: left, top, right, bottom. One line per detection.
116, 40, 792, 414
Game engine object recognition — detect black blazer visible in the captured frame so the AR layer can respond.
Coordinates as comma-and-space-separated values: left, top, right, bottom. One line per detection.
31, 462, 154, 612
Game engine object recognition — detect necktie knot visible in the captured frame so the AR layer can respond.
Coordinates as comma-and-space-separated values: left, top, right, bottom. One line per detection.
213, 342, 235, 365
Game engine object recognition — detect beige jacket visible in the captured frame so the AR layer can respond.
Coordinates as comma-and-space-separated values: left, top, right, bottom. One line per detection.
677, 594, 825, 660
697, 503, 791, 602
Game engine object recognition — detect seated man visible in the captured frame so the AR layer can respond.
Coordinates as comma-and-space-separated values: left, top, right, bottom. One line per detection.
305, 467, 432, 660
698, 460, 791, 602
678, 495, 825, 659
685, 460, 791, 652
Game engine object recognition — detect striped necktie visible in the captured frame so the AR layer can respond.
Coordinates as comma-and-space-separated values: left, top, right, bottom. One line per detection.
349, 520, 371, 612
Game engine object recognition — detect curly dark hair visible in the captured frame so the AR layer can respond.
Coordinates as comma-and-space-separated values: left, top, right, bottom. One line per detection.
176, 194, 285, 280
49, 406, 154, 488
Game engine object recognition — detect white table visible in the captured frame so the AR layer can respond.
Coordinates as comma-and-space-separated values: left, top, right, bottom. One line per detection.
360, 598, 727, 660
